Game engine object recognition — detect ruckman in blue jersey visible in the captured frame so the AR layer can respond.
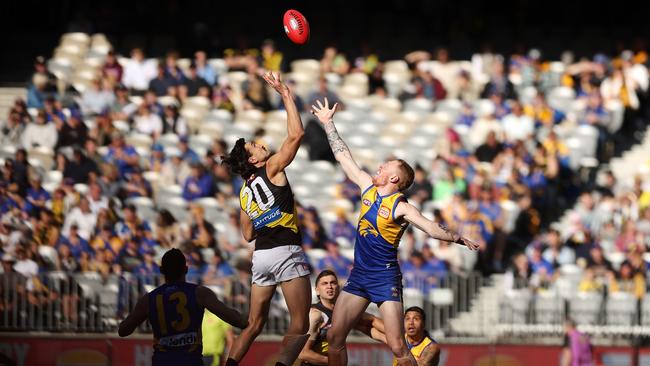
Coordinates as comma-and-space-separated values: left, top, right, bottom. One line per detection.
118, 248, 248, 366
311, 98, 479, 366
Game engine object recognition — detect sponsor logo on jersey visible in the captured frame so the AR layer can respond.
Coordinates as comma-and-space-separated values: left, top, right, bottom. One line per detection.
158, 332, 199, 348
378, 206, 391, 219
252, 207, 282, 229
362, 198, 372, 206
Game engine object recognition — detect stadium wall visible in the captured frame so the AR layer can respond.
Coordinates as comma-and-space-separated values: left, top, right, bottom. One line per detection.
0, 333, 645, 366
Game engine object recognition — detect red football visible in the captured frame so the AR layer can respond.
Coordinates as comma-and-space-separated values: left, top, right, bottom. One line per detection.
283, 9, 310, 45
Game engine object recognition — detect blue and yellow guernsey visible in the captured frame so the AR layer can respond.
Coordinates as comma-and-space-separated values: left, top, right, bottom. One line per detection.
354, 186, 409, 272
148, 282, 203, 361
393, 334, 437, 365
239, 166, 301, 250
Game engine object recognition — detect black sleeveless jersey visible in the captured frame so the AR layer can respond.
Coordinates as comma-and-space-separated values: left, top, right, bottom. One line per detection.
239, 166, 301, 250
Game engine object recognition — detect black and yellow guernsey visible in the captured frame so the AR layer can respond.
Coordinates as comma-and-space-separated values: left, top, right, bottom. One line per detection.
301, 301, 333, 366
239, 166, 301, 250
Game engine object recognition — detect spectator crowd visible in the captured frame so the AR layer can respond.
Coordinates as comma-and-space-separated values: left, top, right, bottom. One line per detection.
1, 31, 650, 327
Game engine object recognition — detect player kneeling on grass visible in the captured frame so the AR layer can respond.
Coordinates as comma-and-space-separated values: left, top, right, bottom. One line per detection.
299, 270, 387, 365
118, 248, 248, 366
310, 98, 478, 366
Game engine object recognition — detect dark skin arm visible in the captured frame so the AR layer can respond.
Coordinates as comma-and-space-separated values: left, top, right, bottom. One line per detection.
118, 294, 148, 337
196, 285, 248, 329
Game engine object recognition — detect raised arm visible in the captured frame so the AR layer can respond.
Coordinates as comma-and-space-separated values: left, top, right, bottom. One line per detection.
311, 98, 373, 189
395, 201, 479, 250
298, 308, 329, 365
196, 285, 248, 329
118, 294, 148, 337
264, 72, 305, 179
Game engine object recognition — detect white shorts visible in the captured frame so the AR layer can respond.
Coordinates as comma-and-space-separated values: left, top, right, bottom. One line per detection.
251, 245, 311, 286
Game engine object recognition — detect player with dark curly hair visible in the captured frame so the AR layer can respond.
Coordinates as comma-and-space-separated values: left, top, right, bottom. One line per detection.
222, 72, 312, 366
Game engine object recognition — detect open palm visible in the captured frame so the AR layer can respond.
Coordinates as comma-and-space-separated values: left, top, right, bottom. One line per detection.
262, 71, 289, 96
311, 97, 339, 124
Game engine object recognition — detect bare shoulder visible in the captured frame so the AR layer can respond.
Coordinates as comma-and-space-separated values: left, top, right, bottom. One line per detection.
394, 200, 416, 217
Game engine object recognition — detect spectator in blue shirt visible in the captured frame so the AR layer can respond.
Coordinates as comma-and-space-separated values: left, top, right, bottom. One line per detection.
317, 240, 353, 280
148, 64, 178, 97
401, 251, 439, 291
202, 250, 235, 287
26, 74, 49, 109
24, 176, 50, 217
178, 136, 200, 163
163, 51, 187, 84
124, 169, 152, 198
186, 248, 205, 283
421, 244, 449, 281
528, 242, 554, 275
134, 225, 158, 257
0, 183, 20, 214
115, 204, 151, 242
104, 132, 139, 179
43, 96, 66, 123
57, 224, 93, 260
183, 163, 214, 201
478, 188, 502, 223
329, 209, 356, 246
134, 249, 160, 278
194, 51, 217, 86
580, 92, 608, 126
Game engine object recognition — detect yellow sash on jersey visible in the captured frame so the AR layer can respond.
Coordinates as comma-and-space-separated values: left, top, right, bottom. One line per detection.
358, 186, 406, 247
392, 335, 434, 365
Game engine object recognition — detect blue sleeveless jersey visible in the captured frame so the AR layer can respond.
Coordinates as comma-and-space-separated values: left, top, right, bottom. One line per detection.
343, 186, 409, 303
148, 282, 203, 364
354, 186, 408, 273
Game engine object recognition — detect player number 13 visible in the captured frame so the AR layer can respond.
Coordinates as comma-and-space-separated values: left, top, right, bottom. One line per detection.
155, 291, 191, 335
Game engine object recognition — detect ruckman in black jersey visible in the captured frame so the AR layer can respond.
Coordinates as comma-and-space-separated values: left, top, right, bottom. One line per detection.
221, 72, 311, 366
299, 270, 387, 366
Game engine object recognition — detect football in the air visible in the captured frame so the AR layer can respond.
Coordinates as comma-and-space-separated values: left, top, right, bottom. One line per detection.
283, 9, 310, 45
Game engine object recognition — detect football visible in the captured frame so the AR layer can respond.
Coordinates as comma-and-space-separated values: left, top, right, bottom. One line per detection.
283, 9, 310, 45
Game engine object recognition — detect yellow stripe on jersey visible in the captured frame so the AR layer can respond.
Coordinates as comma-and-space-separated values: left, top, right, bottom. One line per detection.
263, 211, 299, 233
239, 181, 299, 233
392, 335, 434, 365
358, 186, 406, 248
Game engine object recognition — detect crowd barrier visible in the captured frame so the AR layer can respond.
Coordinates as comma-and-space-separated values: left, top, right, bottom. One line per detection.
0, 333, 648, 366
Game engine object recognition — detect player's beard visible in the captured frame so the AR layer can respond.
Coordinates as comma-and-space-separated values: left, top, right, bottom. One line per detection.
372, 174, 387, 186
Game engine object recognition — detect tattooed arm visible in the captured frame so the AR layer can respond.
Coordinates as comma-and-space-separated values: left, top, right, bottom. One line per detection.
417, 343, 441, 366
395, 201, 480, 250
311, 98, 373, 189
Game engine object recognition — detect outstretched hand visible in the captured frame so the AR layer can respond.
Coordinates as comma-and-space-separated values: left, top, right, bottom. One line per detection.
262, 71, 290, 96
311, 97, 339, 124
458, 236, 480, 251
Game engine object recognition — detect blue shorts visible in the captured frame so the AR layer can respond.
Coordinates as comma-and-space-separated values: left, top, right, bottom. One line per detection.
153, 351, 203, 366
342, 268, 403, 304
